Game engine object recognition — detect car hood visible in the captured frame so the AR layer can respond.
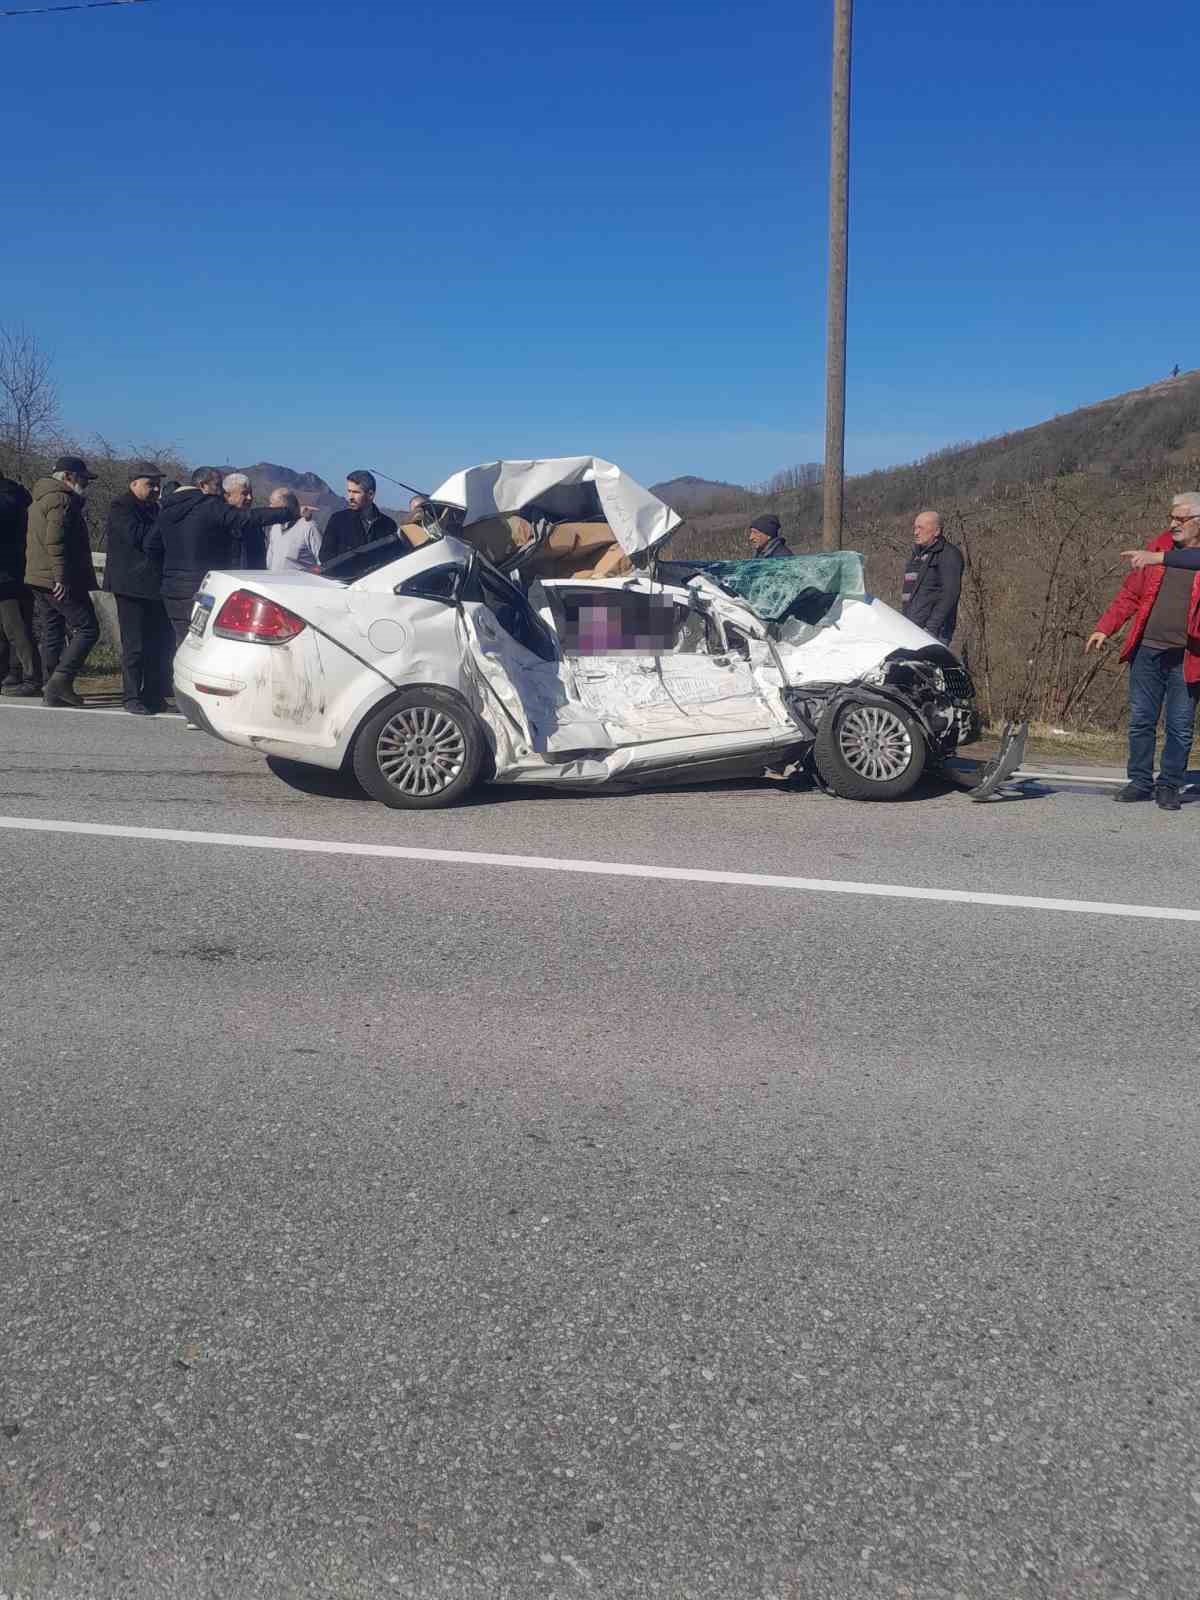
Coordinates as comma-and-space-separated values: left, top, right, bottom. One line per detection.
430, 456, 682, 558
775, 592, 953, 683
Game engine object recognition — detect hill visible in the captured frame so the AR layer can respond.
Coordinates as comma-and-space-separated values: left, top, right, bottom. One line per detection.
674, 367, 1200, 552
236, 463, 346, 524
666, 368, 1200, 731
650, 474, 752, 515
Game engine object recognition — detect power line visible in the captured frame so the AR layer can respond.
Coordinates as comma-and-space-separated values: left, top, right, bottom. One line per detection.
3, 0, 153, 15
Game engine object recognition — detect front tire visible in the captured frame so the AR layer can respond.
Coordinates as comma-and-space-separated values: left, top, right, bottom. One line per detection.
814, 697, 926, 801
352, 688, 485, 810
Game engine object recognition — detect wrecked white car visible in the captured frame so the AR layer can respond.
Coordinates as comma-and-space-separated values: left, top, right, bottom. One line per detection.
174, 456, 1018, 809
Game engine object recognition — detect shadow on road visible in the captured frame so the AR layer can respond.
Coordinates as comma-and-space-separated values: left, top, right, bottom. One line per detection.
265, 757, 371, 802
261, 756, 1068, 813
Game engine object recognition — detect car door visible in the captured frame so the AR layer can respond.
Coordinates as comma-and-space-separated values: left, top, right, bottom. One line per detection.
457, 561, 611, 759
533, 579, 785, 745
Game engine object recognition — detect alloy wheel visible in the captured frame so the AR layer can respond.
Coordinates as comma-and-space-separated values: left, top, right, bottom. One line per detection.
837, 704, 914, 783
376, 706, 467, 797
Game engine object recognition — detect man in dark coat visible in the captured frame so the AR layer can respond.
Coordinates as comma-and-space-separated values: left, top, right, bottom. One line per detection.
319, 470, 399, 566
147, 466, 294, 644
0, 472, 40, 696
103, 461, 174, 714
24, 456, 101, 707
900, 510, 963, 645
747, 514, 794, 559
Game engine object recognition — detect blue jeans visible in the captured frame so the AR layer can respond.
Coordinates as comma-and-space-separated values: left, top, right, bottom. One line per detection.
1127, 645, 1198, 791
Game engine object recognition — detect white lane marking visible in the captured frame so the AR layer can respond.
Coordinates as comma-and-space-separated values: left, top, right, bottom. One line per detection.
0, 701, 183, 719
0, 813, 1195, 923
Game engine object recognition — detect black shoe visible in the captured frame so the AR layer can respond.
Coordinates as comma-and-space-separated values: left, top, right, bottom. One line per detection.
1113, 783, 1153, 802
43, 673, 84, 709
1156, 785, 1183, 812
2, 681, 41, 698
0, 674, 21, 690
125, 700, 154, 716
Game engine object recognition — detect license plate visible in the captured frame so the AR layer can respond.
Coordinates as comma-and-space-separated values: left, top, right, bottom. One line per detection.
189, 594, 215, 637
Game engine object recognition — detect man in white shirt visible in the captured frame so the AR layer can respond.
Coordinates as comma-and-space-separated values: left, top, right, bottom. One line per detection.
264, 488, 322, 573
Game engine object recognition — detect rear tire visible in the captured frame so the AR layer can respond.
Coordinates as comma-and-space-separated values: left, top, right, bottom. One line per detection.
352, 688, 485, 810
814, 697, 926, 801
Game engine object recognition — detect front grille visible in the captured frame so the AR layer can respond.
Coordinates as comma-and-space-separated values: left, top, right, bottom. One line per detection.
943, 666, 974, 700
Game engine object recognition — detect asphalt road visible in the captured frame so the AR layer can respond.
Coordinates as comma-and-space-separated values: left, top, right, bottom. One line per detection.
2, 702, 1199, 1600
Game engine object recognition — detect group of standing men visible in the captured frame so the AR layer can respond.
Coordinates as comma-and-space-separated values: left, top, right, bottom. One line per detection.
0, 460, 399, 716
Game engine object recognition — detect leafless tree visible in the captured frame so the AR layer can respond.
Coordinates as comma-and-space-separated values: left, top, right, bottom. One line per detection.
761, 462, 823, 494
0, 324, 59, 483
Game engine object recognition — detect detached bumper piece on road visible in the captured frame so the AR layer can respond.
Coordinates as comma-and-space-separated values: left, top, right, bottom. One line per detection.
961, 721, 1029, 802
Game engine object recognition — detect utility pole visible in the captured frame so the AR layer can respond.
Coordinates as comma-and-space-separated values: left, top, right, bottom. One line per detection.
821, 0, 853, 550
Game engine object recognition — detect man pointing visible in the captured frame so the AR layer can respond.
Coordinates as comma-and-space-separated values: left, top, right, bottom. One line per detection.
1087, 492, 1200, 811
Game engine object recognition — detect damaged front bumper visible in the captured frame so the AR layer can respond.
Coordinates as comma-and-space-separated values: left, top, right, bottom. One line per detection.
782, 664, 977, 760
781, 651, 1028, 800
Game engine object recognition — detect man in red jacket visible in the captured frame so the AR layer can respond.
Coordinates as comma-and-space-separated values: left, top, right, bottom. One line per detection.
1086, 492, 1200, 810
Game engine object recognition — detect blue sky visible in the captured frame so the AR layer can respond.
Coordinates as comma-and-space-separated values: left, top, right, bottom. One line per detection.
3, 0, 1194, 493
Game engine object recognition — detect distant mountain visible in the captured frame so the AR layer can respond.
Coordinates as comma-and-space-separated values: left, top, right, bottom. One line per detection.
651, 475, 752, 515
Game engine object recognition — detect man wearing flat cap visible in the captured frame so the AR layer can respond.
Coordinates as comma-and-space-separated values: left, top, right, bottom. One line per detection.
747, 515, 794, 559
25, 455, 101, 707
103, 462, 174, 715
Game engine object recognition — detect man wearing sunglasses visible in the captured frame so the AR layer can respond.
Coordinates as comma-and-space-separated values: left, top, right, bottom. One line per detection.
1086, 493, 1200, 810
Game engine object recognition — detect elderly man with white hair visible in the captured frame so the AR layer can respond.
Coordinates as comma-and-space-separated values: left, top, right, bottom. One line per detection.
900, 508, 963, 644
1086, 491, 1200, 809
223, 473, 266, 567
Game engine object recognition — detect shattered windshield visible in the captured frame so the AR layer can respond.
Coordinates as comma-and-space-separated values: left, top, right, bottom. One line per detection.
656, 552, 866, 627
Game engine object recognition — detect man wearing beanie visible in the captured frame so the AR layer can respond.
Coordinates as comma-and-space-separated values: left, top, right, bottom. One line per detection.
748, 515, 794, 558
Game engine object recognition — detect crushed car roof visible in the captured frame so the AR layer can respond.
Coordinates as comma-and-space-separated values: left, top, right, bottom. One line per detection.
430, 456, 682, 557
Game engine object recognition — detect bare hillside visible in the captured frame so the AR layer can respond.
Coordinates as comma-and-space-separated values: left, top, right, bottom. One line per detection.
666, 370, 1200, 732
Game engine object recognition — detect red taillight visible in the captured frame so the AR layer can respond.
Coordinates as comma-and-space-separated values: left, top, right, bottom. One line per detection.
212, 590, 306, 644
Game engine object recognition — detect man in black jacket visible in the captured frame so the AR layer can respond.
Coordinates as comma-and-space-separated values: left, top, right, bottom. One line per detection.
900, 510, 963, 644
147, 467, 293, 644
747, 514, 794, 559
103, 462, 174, 714
0, 473, 40, 696
319, 470, 400, 566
